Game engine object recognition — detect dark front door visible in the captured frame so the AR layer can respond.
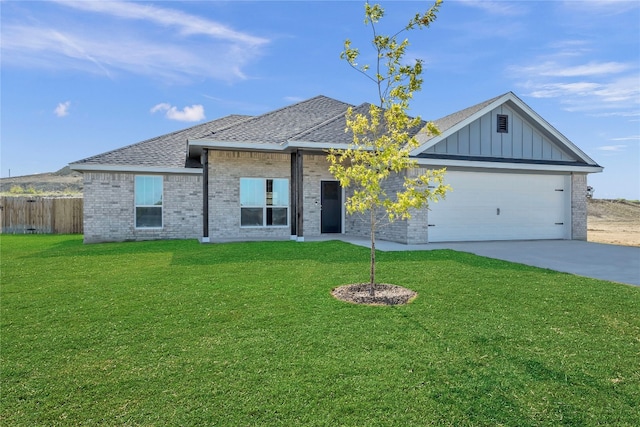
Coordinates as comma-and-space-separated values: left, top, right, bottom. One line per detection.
321, 181, 342, 233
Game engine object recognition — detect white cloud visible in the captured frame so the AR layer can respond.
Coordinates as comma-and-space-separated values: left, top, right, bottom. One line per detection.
53, 0, 268, 46
1, 1, 270, 83
610, 136, 640, 141
151, 103, 205, 122
597, 145, 627, 152
150, 103, 171, 114
2, 24, 261, 82
561, 0, 640, 15
514, 61, 632, 78
590, 111, 640, 118
54, 101, 71, 117
508, 42, 640, 115
525, 82, 602, 99
283, 96, 305, 103
591, 75, 640, 104
457, 0, 528, 16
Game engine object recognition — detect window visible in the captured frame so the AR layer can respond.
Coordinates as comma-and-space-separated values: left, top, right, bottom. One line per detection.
240, 178, 289, 227
497, 114, 509, 133
135, 176, 162, 228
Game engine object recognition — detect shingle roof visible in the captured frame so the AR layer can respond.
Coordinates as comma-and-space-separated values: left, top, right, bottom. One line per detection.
292, 102, 370, 144
71, 92, 548, 171
292, 102, 425, 145
428, 93, 505, 139
207, 95, 352, 145
71, 114, 252, 169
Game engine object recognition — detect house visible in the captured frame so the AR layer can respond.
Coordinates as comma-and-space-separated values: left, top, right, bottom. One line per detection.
69, 92, 602, 244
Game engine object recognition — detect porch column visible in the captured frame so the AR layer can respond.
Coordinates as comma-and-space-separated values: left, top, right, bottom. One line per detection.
201, 149, 210, 243
296, 150, 304, 242
290, 153, 297, 239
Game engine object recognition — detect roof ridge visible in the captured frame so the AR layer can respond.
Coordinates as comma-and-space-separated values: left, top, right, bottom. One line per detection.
292, 101, 424, 144
289, 99, 355, 141
199, 95, 337, 139
195, 114, 254, 138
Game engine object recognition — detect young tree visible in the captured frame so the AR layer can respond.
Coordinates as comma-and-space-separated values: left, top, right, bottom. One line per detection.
327, 0, 450, 295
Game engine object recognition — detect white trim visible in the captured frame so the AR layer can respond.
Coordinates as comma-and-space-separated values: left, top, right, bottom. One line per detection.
188, 138, 354, 154
70, 164, 202, 175
200, 236, 211, 243
415, 157, 603, 173
188, 139, 284, 157
287, 141, 352, 150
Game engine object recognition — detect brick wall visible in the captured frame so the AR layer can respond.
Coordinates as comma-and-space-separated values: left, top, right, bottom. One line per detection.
405, 168, 431, 244
82, 155, 584, 244
82, 172, 201, 243
344, 171, 410, 243
571, 173, 588, 240
342, 167, 431, 245
209, 151, 291, 240
303, 154, 339, 237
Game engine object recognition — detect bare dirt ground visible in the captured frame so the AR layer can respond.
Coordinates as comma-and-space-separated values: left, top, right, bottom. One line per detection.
0, 167, 82, 195
331, 283, 418, 305
588, 199, 640, 247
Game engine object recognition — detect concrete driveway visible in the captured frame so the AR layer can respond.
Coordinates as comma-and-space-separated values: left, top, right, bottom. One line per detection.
325, 237, 640, 286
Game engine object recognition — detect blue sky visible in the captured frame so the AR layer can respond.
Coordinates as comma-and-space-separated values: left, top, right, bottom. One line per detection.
1, 0, 639, 199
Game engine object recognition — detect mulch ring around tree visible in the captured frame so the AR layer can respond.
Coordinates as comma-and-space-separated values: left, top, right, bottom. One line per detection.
331, 283, 417, 306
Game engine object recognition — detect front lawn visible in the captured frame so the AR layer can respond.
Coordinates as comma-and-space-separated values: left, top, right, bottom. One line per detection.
1, 235, 638, 426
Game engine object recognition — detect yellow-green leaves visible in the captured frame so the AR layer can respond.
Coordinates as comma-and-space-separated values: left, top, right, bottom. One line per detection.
331, 1, 447, 286
331, 0, 450, 224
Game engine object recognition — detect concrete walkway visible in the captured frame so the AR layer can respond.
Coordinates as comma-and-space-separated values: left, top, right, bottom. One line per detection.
309, 237, 640, 286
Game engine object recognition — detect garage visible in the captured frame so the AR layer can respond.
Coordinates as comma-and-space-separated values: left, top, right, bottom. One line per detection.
427, 171, 570, 242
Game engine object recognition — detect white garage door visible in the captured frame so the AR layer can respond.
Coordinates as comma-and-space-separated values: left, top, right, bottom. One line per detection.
428, 171, 570, 242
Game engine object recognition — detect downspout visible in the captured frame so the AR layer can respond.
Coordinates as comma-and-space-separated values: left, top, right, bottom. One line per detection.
201, 149, 210, 243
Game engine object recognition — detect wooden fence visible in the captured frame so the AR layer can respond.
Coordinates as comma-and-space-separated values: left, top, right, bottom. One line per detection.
0, 197, 83, 234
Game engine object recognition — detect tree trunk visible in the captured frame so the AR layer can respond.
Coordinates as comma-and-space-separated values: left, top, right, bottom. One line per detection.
369, 208, 376, 296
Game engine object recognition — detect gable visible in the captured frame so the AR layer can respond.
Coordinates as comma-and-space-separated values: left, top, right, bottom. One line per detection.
424, 103, 579, 162
414, 92, 601, 171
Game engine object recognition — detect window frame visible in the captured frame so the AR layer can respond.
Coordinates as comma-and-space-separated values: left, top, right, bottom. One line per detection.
134, 175, 163, 229
240, 177, 289, 228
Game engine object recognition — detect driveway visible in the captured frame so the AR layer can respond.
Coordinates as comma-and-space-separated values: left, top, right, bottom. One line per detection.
323, 237, 640, 287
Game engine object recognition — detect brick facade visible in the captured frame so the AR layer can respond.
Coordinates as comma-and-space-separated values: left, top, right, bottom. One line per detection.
208, 151, 292, 240
302, 154, 340, 237
342, 167, 432, 245
571, 173, 588, 240
206, 152, 342, 241
82, 172, 201, 243
81, 156, 591, 244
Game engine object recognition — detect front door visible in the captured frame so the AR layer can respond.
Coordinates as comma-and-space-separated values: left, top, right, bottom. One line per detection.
321, 181, 342, 233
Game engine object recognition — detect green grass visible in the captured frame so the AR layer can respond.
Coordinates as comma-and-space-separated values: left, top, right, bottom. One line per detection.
1, 235, 639, 426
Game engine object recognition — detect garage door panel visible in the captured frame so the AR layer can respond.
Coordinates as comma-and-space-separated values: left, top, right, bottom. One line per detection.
428, 172, 568, 242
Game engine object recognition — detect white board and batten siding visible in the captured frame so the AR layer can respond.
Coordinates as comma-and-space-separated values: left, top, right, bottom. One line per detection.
427, 171, 570, 243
